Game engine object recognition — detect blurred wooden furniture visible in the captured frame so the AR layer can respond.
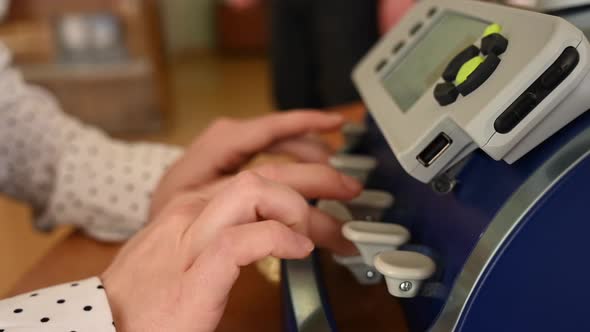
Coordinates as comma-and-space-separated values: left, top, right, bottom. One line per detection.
0, 0, 170, 133
216, 1, 269, 54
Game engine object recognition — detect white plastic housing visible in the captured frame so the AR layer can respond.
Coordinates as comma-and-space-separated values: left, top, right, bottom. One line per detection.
345, 190, 395, 221
374, 251, 436, 298
347, 190, 394, 209
353, 0, 590, 183
317, 200, 353, 222
342, 221, 410, 266
329, 154, 377, 184
332, 254, 383, 285
341, 122, 368, 152
318, 190, 394, 222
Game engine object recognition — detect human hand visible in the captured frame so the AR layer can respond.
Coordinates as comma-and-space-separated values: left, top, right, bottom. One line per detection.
102, 170, 342, 332
150, 111, 344, 217
161, 161, 362, 255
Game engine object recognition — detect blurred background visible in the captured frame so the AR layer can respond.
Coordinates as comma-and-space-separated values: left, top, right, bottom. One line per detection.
0, 0, 274, 295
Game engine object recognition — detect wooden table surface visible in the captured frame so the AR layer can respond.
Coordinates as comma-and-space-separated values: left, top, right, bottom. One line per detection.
9, 104, 408, 331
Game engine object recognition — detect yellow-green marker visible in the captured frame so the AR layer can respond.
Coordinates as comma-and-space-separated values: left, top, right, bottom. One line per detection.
456, 56, 485, 85
483, 23, 502, 37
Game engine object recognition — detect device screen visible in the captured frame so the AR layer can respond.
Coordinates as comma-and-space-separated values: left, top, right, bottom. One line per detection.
382, 12, 489, 112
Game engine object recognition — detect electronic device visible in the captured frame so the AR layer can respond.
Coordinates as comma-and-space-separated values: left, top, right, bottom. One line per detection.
502, 0, 590, 12
354, 0, 590, 183
281, 1, 590, 331
501, 0, 590, 37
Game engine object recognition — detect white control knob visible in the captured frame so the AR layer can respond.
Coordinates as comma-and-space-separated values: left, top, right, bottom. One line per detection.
345, 190, 394, 221
318, 190, 394, 222
341, 122, 367, 152
329, 154, 377, 184
333, 255, 383, 285
317, 200, 353, 222
374, 251, 436, 298
342, 221, 410, 266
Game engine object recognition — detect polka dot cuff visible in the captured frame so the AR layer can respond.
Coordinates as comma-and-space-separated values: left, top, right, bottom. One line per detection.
0, 277, 116, 331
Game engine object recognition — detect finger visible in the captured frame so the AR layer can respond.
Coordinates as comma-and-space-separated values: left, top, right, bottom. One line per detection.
234, 111, 343, 158
184, 221, 314, 326
308, 208, 358, 256
252, 163, 362, 200
182, 173, 359, 255
266, 136, 334, 163
193, 163, 363, 201
182, 171, 311, 257
247, 110, 343, 139
201, 111, 343, 174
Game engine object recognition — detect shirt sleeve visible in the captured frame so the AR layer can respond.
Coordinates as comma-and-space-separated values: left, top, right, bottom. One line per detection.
0, 277, 117, 332
0, 43, 183, 241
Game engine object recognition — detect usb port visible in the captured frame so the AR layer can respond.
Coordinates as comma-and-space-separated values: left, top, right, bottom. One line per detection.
417, 133, 452, 167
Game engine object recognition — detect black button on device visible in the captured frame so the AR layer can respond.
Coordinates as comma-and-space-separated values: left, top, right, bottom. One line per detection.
427, 7, 438, 17
393, 41, 406, 54
410, 22, 423, 36
443, 45, 481, 82
434, 82, 459, 106
494, 92, 538, 134
540, 47, 579, 90
417, 133, 453, 167
481, 33, 509, 56
494, 47, 579, 134
375, 59, 387, 73
456, 53, 501, 96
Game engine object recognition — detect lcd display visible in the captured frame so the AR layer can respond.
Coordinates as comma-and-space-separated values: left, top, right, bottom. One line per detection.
382, 12, 490, 112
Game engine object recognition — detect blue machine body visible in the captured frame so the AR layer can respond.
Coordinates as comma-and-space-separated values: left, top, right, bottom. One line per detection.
362, 112, 590, 331
282, 3, 590, 331
282, 110, 590, 331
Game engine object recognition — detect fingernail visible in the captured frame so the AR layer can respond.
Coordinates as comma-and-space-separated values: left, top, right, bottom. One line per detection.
340, 173, 362, 192
296, 234, 315, 252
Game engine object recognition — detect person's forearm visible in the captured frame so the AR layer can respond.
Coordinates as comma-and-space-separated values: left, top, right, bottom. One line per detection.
39, 128, 183, 241
0, 43, 182, 240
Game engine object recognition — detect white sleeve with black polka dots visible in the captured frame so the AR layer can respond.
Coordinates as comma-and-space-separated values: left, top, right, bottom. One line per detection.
0, 277, 117, 331
0, 43, 183, 241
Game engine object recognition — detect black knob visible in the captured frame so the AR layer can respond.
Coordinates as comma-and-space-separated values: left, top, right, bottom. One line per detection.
456, 53, 501, 96
442, 45, 481, 82
481, 33, 509, 56
494, 92, 538, 134
539, 47, 579, 90
434, 82, 459, 106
